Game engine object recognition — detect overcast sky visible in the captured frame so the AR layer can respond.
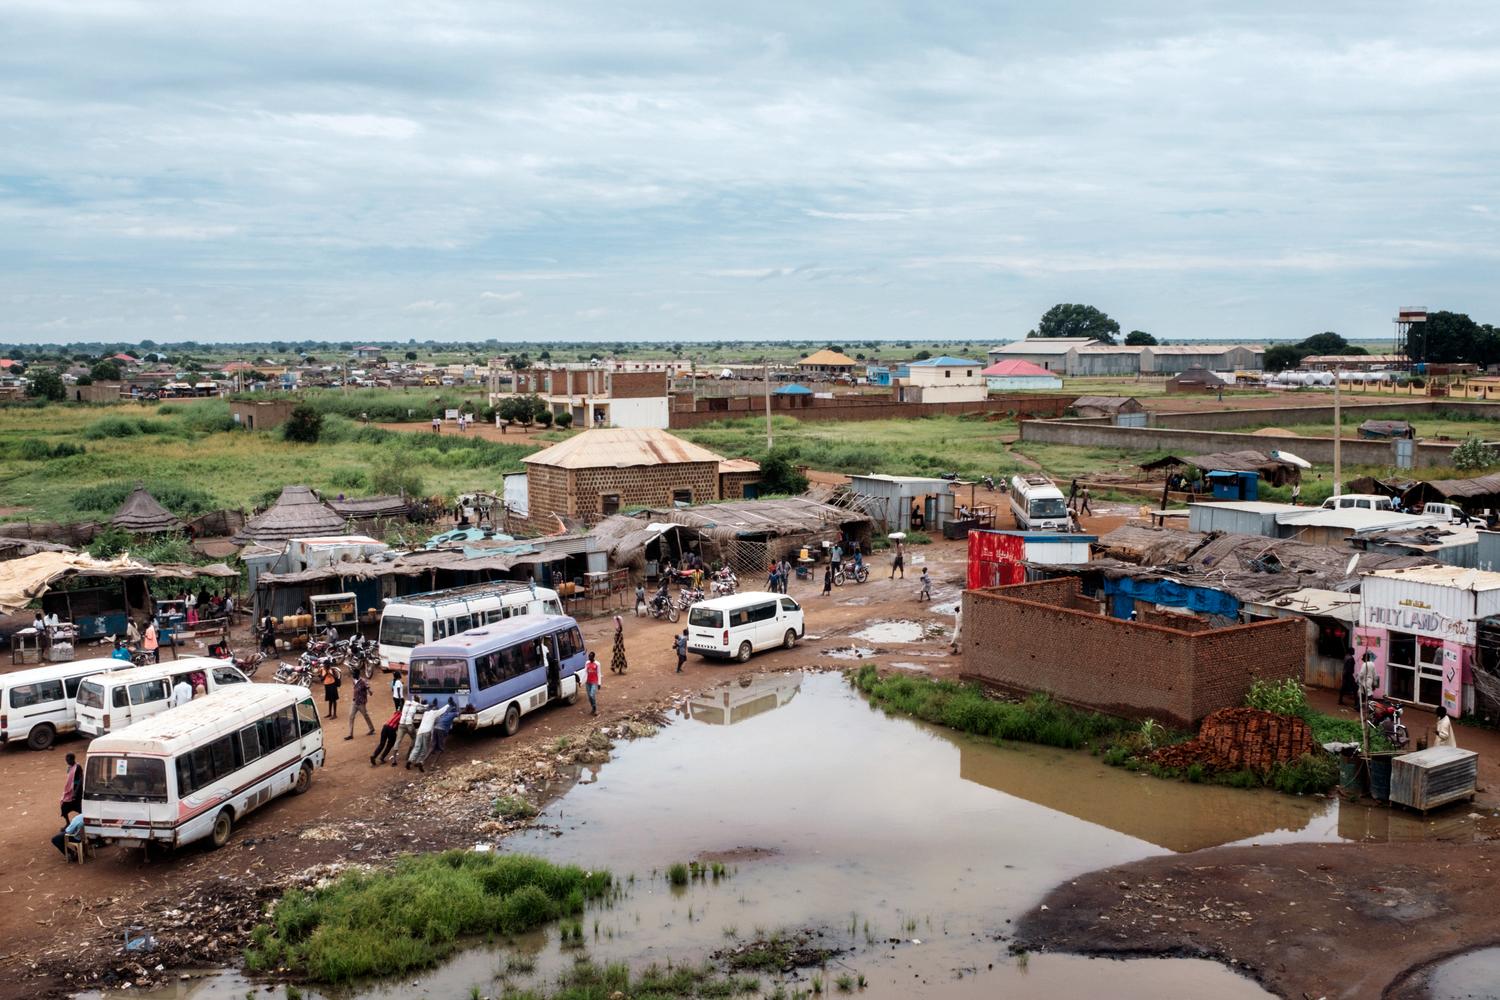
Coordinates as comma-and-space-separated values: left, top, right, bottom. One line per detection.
2, 1, 1498, 346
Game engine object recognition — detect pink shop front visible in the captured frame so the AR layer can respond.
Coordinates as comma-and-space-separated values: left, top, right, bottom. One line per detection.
1354, 567, 1498, 718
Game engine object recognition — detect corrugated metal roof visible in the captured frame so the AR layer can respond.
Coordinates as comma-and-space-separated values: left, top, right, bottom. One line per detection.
909, 356, 982, 367
981, 359, 1054, 377
522, 428, 725, 470
718, 459, 761, 474
798, 349, 857, 366
1363, 564, 1500, 592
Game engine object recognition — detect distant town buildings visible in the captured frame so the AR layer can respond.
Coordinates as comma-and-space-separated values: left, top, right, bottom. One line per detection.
987, 338, 1264, 376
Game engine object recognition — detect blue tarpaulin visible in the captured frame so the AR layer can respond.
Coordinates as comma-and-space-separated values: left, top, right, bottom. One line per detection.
1102, 575, 1240, 621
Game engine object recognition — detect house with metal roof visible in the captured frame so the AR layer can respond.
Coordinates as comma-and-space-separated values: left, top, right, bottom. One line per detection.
981, 359, 1063, 391
521, 428, 727, 526
897, 356, 986, 402
987, 338, 1096, 374
797, 349, 858, 378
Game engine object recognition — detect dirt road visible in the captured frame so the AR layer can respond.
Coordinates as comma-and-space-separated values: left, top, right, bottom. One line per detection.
0, 538, 980, 998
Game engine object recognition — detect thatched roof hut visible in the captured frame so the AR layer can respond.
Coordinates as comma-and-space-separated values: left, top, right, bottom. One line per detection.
110, 485, 185, 535
232, 486, 348, 545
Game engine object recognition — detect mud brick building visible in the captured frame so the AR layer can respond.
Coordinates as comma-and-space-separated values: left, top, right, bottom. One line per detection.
961, 578, 1302, 728
522, 428, 726, 526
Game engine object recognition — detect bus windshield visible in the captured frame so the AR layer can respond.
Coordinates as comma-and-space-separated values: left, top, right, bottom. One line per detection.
379, 615, 427, 648
76, 680, 105, 710
85, 755, 168, 803
1029, 498, 1067, 519
410, 657, 469, 692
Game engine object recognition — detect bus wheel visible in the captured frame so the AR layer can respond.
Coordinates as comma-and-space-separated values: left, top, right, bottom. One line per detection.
293, 762, 314, 795
502, 703, 521, 737
783, 629, 797, 650
737, 641, 753, 663
209, 809, 234, 849
26, 723, 56, 751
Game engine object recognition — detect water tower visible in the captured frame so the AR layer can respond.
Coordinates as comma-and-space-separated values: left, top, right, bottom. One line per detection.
1394, 307, 1427, 364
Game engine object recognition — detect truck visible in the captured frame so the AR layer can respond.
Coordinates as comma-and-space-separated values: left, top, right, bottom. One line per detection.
1010, 473, 1071, 531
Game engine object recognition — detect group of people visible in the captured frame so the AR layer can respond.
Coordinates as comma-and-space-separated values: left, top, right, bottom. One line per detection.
370, 694, 460, 772
1066, 479, 1093, 516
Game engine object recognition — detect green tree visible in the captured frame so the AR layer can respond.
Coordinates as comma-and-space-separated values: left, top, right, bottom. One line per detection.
1453, 437, 1499, 471
281, 405, 324, 443
404, 351, 418, 361
1124, 330, 1157, 346
89, 359, 123, 382
554, 411, 573, 429
1297, 332, 1350, 356
758, 451, 809, 495
1407, 311, 1486, 365
1263, 344, 1303, 372
1032, 303, 1120, 345
26, 368, 65, 401
913, 350, 932, 360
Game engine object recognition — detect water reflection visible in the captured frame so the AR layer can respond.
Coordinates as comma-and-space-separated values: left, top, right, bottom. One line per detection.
686, 671, 801, 726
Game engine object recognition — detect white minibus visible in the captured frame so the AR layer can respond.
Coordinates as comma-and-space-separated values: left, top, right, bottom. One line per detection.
83, 683, 324, 851
1, 657, 137, 751
686, 592, 804, 663
74, 658, 250, 737
1010, 473, 1071, 531
378, 581, 562, 674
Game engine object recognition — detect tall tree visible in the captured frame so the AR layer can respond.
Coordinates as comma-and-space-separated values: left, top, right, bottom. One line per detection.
1407, 311, 1483, 365
1124, 330, 1157, 346
1296, 331, 1349, 356
1031, 304, 1120, 345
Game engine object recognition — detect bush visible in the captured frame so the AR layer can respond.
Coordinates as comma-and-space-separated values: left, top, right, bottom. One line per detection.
245, 851, 611, 982
282, 405, 324, 444
82, 416, 169, 440
1453, 437, 1498, 471
536, 410, 553, 428
554, 411, 573, 429
86, 526, 132, 559
26, 368, 65, 401
1268, 753, 1340, 795
17, 438, 84, 461
70, 480, 217, 517
759, 450, 809, 495
1244, 677, 1308, 717
370, 463, 426, 498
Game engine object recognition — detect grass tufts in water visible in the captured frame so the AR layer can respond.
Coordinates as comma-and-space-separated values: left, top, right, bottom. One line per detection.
667, 862, 691, 887
245, 851, 611, 983
492, 795, 540, 821
850, 665, 1128, 750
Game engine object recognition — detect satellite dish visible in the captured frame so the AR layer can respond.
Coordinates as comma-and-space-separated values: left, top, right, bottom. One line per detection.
1345, 554, 1360, 577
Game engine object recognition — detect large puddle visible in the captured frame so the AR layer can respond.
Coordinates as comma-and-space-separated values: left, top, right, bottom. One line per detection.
1418, 946, 1500, 999
89, 672, 1482, 1000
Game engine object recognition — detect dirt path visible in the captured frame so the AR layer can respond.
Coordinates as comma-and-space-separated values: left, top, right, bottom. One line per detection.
1015, 838, 1500, 1000
0, 540, 978, 998
375, 420, 554, 446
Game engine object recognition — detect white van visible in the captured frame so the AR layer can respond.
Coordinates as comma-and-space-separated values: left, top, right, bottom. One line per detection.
687, 592, 805, 663
1, 658, 137, 751
74, 658, 249, 738
1321, 494, 1394, 512
83, 683, 324, 851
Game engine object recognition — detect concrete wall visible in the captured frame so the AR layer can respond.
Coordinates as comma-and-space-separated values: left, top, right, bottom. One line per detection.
230, 399, 298, 431
904, 382, 988, 403
670, 393, 1070, 428
603, 396, 670, 429
1020, 418, 1460, 468
1149, 399, 1500, 432
962, 578, 1304, 727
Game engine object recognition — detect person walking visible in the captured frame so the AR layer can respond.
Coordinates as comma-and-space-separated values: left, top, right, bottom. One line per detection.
950, 601, 962, 655
390, 671, 405, 712
1434, 705, 1458, 748
584, 651, 601, 715
321, 663, 340, 719
822, 563, 833, 596
610, 616, 628, 674
259, 613, 277, 655
890, 540, 905, 579
1079, 487, 1092, 517
390, 698, 422, 766
143, 620, 159, 663
407, 701, 440, 771
60, 753, 83, 820
1338, 649, 1358, 707
431, 415, 441, 433
635, 584, 647, 617
780, 559, 792, 593
346, 670, 374, 740
1067, 478, 1079, 511
371, 708, 401, 765
918, 567, 932, 601
674, 629, 688, 673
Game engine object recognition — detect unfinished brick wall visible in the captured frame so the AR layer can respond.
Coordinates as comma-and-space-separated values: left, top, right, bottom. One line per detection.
526, 460, 721, 523
611, 372, 668, 398
1136, 607, 1215, 633
719, 471, 762, 499
961, 578, 1302, 728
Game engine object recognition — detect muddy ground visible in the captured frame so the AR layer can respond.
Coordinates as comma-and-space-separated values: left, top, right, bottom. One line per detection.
3, 499, 1498, 1000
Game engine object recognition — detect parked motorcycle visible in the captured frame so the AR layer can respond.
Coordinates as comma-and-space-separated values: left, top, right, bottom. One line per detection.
1365, 696, 1409, 749
272, 661, 314, 687
230, 650, 266, 678
677, 587, 705, 609
711, 571, 738, 596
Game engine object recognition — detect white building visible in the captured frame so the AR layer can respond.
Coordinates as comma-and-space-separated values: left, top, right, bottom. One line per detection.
980, 359, 1063, 391
896, 356, 987, 403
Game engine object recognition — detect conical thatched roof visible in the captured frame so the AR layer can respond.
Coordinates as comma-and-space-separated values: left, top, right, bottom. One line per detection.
232, 485, 348, 545
110, 485, 185, 535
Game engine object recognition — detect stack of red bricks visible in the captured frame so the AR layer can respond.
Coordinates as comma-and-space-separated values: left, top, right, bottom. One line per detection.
1150, 707, 1316, 773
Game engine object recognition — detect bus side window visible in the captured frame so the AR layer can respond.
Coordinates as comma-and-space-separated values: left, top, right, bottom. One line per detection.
240, 725, 262, 763
556, 628, 582, 660
297, 698, 320, 735
113, 686, 130, 709
477, 653, 500, 689
501, 646, 522, 680
434, 619, 448, 639
258, 714, 284, 753
277, 706, 298, 745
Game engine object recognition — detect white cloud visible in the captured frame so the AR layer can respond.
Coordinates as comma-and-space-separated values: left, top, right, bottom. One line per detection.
480, 290, 523, 301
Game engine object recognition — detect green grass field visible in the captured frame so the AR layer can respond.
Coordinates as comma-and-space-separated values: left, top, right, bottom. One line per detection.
0, 400, 533, 522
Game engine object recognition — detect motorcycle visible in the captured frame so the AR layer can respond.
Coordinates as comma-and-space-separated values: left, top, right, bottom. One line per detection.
981, 475, 996, 491
230, 650, 266, 678
711, 571, 739, 596
677, 587, 705, 610
832, 559, 869, 586
1365, 696, 1409, 749
272, 661, 314, 687
647, 593, 680, 623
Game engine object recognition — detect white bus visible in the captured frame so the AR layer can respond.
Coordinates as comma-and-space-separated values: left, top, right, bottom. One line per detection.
1, 657, 138, 751
74, 658, 251, 737
377, 581, 563, 674
83, 684, 324, 851
1010, 473, 1071, 532
686, 592, 805, 663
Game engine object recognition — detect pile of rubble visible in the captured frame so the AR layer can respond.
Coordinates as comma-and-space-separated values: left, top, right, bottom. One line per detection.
1149, 707, 1315, 772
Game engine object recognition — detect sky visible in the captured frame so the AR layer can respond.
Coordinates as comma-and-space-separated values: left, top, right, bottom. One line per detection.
2, 0, 1498, 346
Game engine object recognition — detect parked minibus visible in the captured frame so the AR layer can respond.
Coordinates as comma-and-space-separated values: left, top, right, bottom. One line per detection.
377, 581, 563, 673
686, 592, 805, 662
74, 658, 250, 737
82, 683, 324, 851
406, 613, 586, 737
1, 657, 138, 751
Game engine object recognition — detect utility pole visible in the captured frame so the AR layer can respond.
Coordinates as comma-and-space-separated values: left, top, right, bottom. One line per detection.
1332, 368, 1342, 497
764, 360, 773, 451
